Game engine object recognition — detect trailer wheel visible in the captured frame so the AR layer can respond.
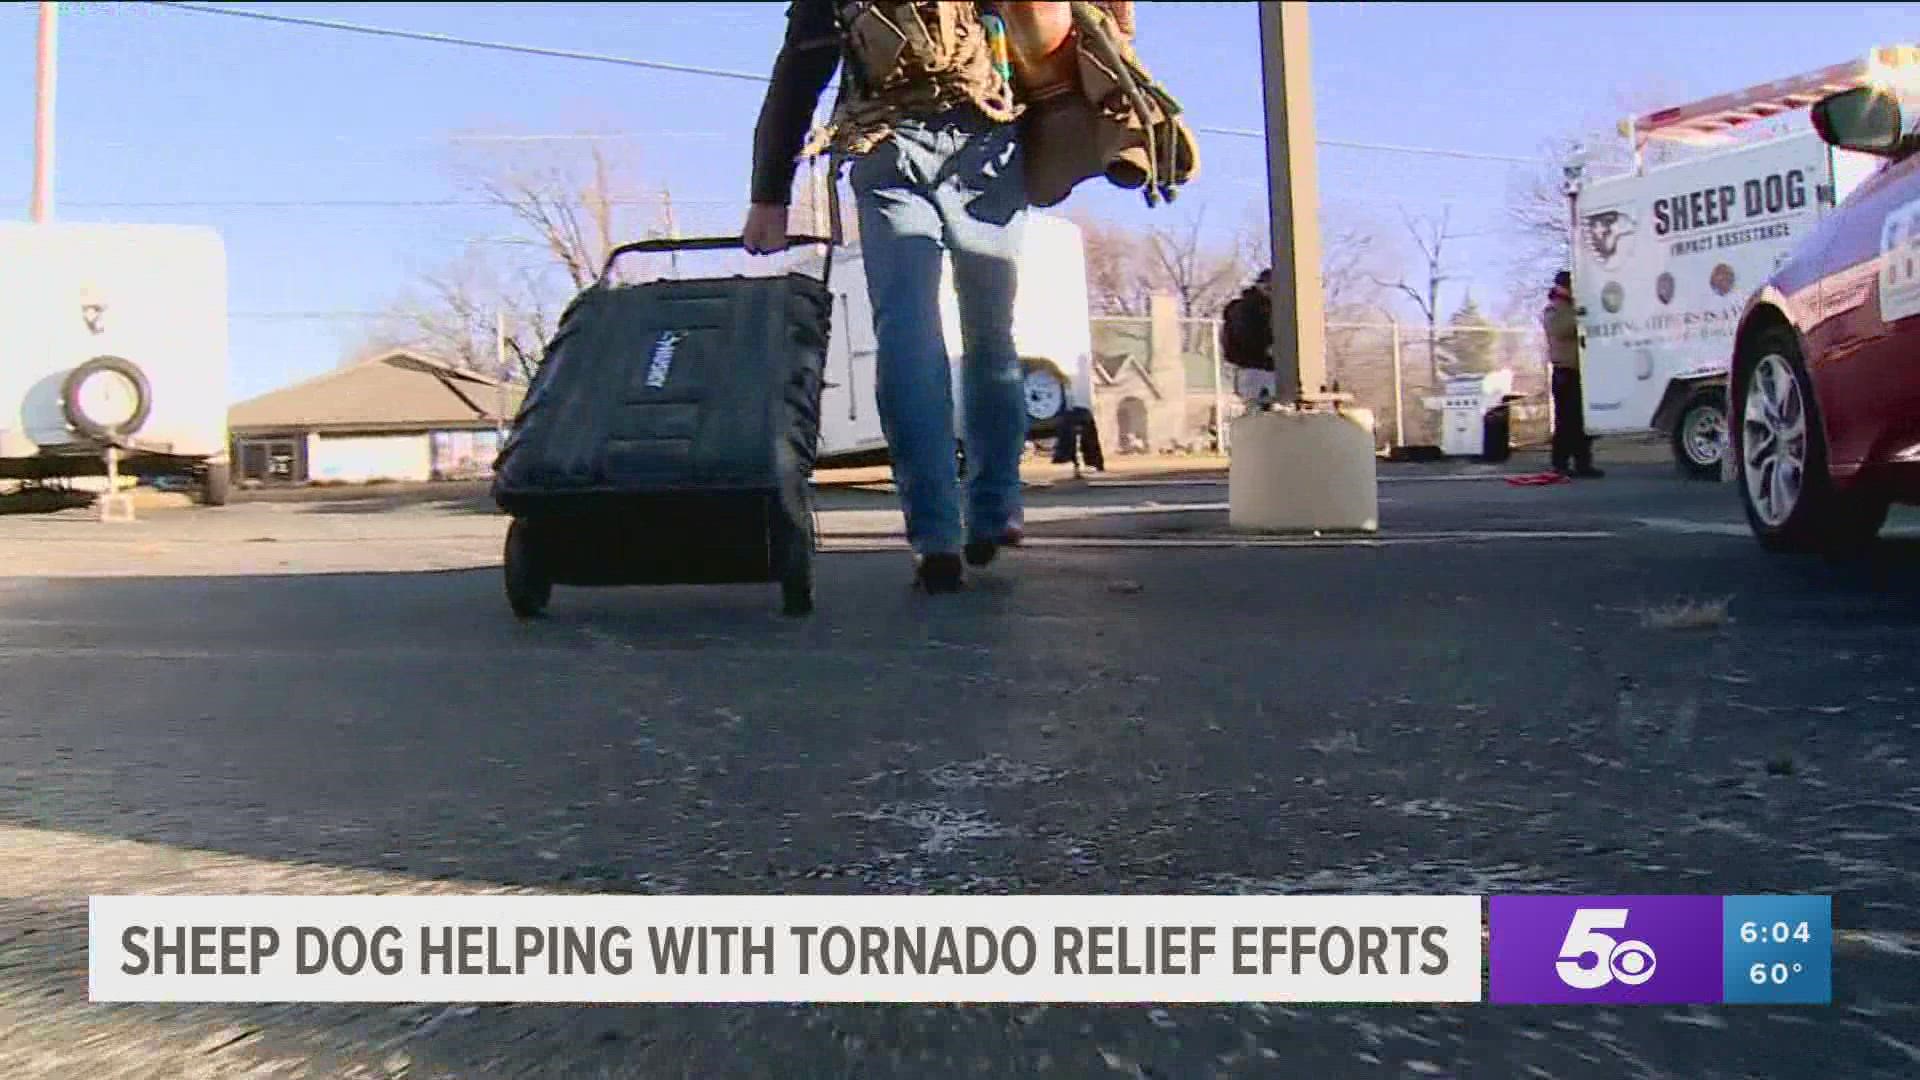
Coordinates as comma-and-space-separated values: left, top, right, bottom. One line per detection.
1671, 386, 1727, 480
504, 519, 551, 618
199, 461, 231, 507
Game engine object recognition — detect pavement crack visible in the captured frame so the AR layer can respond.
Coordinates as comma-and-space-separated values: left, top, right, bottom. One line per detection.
196, 1026, 262, 1055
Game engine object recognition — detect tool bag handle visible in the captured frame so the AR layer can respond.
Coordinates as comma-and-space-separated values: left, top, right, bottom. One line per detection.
598, 156, 848, 289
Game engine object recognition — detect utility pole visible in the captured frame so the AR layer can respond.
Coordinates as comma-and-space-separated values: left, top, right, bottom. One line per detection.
1212, 318, 1227, 454
1229, 2, 1376, 535
1257, 1, 1327, 404
31, 1, 57, 223
804, 156, 819, 236
1390, 318, 1405, 449
660, 187, 679, 276
1557, 150, 1590, 446
494, 310, 509, 436
1426, 268, 1440, 384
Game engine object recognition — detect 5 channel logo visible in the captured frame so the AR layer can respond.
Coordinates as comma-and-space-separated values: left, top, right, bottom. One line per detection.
1490, 895, 1831, 1005
1554, 907, 1656, 989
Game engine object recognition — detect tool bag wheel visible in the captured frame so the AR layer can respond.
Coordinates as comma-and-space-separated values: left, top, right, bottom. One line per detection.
780, 557, 814, 618
773, 497, 816, 618
504, 518, 552, 619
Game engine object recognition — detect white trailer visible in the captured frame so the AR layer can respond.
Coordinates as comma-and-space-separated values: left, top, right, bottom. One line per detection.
1567, 51, 1904, 477
814, 212, 1096, 466
0, 222, 232, 503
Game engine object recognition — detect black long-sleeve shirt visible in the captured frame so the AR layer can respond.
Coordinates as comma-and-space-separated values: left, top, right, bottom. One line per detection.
749, 1, 842, 207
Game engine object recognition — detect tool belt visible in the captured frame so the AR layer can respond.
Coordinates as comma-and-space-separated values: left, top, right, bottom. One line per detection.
999, 1, 1199, 208
839, 1, 973, 89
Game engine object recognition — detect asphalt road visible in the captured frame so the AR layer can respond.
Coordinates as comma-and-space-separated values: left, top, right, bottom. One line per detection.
1, 452, 1917, 1078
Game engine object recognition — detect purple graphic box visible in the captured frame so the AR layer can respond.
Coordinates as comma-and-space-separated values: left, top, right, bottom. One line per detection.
1490, 895, 1723, 1004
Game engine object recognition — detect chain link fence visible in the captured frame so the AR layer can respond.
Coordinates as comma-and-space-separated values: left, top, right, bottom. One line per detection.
1326, 321, 1554, 452
1088, 314, 1555, 456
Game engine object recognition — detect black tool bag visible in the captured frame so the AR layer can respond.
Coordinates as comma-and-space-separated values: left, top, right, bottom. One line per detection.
491, 229, 839, 619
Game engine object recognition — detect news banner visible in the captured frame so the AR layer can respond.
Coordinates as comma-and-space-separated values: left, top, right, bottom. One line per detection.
88, 893, 1832, 1006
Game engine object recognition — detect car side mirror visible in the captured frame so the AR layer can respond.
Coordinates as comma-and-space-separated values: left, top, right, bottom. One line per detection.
1810, 86, 1907, 155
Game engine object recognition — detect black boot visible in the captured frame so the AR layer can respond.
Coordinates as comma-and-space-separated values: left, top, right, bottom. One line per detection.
964, 527, 1025, 568
914, 553, 964, 594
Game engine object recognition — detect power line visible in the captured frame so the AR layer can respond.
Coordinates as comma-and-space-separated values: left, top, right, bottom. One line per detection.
152, 2, 780, 84
152, 2, 1542, 167
232, 311, 389, 320
86, 131, 732, 151
1198, 127, 1548, 165
45, 197, 740, 209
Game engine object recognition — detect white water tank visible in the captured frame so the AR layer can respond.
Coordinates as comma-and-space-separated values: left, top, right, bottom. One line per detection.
0, 222, 230, 466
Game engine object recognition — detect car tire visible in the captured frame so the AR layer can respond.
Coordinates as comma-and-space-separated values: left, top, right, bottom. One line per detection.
60, 356, 153, 442
1733, 327, 1889, 555
1670, 386, 1727, 481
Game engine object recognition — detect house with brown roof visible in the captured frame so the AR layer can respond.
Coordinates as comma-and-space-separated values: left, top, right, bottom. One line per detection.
228, 350, 524, 484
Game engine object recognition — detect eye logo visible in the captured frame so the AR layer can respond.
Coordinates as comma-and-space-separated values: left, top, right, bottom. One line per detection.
1555, 908, 1659, 990
1583, 210, 1636, 269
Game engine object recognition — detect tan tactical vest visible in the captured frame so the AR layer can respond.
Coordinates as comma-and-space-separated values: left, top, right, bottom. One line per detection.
804, 2, 1022, 159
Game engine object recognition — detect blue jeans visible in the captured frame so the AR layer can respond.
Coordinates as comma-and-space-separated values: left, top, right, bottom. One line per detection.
847, 107, 1029, 556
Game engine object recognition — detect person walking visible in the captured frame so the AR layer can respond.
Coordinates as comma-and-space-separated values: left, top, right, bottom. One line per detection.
744, 2, 1030, 594
1544, 270, 1603, 478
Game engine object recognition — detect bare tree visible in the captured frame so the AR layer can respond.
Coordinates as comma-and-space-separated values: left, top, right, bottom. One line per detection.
1072, 207, 1250, 318
1505, 85, 1675, 297
1506, 136, 1584, 293
1074, 213, 1155, 317
379, 137, 662, 379
377, 250, 566, 382
1079, 201, 1390, 331
1373, 206, 1461, 382
1323, 221, 1393, 320
461, 139, 640, 292
1143, 205, 1254, 318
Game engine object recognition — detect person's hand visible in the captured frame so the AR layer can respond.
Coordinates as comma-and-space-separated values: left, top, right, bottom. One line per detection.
743, 204, 790, 255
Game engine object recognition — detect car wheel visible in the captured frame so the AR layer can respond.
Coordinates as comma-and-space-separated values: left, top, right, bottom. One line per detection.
1021, 362, 1068, 426
1671, 386, 1726, 480
1734, 328, 1888, 554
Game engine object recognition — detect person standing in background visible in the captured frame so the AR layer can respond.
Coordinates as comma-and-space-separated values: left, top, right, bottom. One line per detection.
1051, 405, 1106, 479
1221, 268, 1275, 410
1544, 270, 1603, 478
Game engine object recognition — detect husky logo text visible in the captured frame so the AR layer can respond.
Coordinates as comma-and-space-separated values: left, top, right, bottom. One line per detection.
644, 331, 683, 389
1583, 210, 1636, 269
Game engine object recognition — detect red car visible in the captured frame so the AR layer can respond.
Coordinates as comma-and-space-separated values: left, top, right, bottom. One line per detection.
1730, 85, 1920, 552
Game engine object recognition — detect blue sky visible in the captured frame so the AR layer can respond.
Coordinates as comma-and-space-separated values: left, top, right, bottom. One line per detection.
3, 2, 1913, 401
